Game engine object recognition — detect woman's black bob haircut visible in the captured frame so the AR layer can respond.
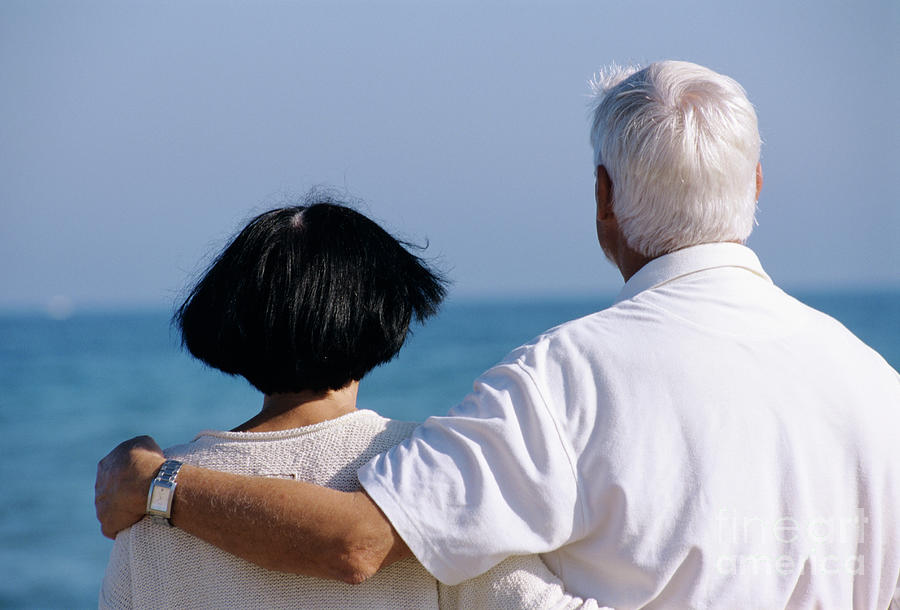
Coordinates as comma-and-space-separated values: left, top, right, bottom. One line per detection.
174, 198, 447, 395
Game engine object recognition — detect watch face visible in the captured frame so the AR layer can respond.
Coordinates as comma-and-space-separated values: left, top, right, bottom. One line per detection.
149, 485, 171, 513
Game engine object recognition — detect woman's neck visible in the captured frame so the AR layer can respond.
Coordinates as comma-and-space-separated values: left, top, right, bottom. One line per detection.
232, 381, 360, 433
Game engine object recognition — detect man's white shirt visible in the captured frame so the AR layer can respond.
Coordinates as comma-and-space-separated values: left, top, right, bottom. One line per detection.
359, 243, 900, 609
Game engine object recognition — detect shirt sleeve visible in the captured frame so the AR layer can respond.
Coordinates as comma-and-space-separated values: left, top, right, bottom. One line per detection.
358, 359, 583, 585
437, 554, 611, 610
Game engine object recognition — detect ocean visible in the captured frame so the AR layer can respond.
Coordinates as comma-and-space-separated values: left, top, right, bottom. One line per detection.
1, 291, 898, 608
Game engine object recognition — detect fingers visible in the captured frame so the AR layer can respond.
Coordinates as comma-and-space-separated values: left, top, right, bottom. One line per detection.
94, 434, 165, 538
95, 489, 120, 540
101, 522, 115, 540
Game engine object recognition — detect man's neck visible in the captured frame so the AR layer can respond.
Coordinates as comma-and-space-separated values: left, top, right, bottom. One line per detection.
617, 240, 747, 283
233, 382, 360, 433
613, 241, 653, 282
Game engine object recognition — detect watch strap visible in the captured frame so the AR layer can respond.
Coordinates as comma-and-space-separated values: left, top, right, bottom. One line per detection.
146, 459, 183, 524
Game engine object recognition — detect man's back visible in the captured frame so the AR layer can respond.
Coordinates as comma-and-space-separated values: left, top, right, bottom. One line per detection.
94, 59, 900, 610
361, 243, 900, 608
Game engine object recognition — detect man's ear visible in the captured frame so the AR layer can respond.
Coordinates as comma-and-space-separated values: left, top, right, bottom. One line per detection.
596, 165, 614, 221
755, 162, 763, 201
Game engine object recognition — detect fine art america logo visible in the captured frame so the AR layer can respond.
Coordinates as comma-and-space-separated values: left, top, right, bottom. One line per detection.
714, 508, 868, 576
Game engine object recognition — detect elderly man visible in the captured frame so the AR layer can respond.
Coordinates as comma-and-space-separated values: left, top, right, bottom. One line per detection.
96, 60, 900, 608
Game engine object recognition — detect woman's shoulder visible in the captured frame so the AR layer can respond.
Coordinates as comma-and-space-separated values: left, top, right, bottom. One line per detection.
359, 413, 420, 451
161, 410, 421, 473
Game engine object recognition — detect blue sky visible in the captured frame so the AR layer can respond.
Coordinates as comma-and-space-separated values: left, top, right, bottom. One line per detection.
1, 0, 897, 311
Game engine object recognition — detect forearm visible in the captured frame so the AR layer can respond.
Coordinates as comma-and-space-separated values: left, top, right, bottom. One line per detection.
168, 464, 410, 582
95, 437, 410, 584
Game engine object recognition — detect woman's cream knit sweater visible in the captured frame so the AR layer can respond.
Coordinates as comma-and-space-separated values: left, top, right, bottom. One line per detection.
100, 409, 602, 609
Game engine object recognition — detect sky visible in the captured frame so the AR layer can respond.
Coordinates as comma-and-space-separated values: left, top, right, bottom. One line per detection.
1, 0, 898, 312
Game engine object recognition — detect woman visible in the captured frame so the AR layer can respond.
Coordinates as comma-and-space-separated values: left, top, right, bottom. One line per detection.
99, 199, 601, 608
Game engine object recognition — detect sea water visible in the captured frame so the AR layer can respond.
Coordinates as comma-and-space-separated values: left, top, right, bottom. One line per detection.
0, 291, 897, 608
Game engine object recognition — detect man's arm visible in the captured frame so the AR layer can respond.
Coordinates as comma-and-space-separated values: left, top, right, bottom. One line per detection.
94, 436, 411, 583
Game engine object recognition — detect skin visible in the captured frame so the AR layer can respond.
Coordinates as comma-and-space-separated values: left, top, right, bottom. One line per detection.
95, 162, 763, 582
95, 384, 412, 583
595, 162, 763, 281
594, 165, 652, 281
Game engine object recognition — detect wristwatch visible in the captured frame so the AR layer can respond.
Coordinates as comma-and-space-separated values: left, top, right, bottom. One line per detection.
146, 459, 183, 524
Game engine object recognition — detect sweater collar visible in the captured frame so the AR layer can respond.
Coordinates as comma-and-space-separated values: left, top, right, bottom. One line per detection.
613, 242, 772, 305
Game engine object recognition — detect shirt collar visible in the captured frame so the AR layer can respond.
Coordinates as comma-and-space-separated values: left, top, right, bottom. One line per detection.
614, 242, 772, 304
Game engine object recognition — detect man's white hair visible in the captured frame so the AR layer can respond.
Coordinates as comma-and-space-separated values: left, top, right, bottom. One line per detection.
589, 60, 761, 258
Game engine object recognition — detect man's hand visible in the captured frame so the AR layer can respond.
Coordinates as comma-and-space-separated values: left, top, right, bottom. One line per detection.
95, 435, 166, 539
95, 436, 409, 581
